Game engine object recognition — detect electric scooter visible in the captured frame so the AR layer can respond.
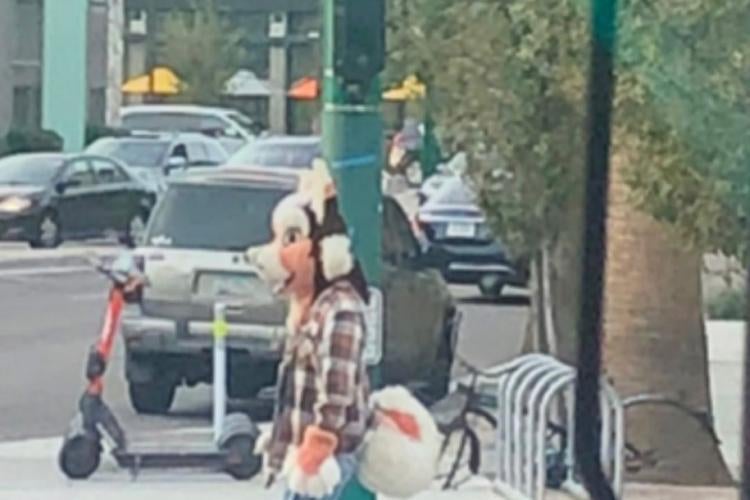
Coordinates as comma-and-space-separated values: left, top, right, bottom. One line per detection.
58, 252, 262, 480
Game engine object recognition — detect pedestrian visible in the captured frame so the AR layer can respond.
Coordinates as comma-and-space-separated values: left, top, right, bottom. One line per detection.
247, 160, 441, 500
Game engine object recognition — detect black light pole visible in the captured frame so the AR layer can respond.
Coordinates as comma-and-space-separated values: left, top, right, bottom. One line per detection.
574, 0, 618, 499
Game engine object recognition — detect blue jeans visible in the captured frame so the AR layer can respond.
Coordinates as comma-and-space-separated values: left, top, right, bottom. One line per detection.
283, 454, 359, 500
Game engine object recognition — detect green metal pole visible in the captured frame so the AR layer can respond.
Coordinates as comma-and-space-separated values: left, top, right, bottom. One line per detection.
321, 0, 384, 393
42, 0, 88, 152
321, 1, 383, 286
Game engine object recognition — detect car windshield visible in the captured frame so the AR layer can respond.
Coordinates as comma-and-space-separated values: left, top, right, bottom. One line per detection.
122, 112, 226, 134
227, 112, 256, 134
145, 183, 289, 251
226, 140, 320, 168
87, 139, 170, 168
0, 155, 62, 185
432, 177, 476, 205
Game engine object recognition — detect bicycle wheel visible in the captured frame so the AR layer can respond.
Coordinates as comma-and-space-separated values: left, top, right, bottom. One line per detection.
436, 406, 497, 489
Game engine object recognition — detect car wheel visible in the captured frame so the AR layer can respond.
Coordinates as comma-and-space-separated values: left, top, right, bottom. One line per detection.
29, 211, 62, 249
120, 211, 148, 248
128, 380, 176, 415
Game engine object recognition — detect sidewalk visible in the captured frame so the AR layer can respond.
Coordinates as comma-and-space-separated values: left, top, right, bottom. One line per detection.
0, 433, 499, 500
0, 433, 739, 500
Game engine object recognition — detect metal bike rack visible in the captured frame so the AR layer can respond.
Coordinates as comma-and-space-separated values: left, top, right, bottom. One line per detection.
492, 354, 624, 500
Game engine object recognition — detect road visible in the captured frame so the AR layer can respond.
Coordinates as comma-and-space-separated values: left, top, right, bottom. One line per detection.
0, 242, 530, 442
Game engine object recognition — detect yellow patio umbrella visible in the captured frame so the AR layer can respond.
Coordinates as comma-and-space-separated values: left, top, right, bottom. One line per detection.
122, 66, 182, 95
383, 75, 426, 101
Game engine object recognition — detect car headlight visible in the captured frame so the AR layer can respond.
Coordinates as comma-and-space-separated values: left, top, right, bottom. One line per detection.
0, 196, 33, 214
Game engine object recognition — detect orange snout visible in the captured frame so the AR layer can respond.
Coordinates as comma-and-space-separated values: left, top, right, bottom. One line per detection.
377, 408, 422, 441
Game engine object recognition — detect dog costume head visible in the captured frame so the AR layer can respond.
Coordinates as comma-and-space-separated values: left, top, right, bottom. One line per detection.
246, 160, 369, 324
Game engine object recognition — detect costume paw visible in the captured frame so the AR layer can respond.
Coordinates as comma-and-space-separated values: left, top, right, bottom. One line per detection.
285, 454, 342, 498
254, 430, 277, 487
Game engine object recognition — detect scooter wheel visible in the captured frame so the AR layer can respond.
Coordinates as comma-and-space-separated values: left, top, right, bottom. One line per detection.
59, 433, 101, 479
222, 434, 262, 480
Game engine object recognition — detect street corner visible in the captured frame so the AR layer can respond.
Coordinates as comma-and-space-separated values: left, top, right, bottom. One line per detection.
0, 242, 118, 273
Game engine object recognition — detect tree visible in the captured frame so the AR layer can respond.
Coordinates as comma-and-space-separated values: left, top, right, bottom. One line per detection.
159, 0, 245, 105
386, 0, 749, 484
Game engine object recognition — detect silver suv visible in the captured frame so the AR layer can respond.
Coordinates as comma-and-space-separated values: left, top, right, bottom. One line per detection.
122, 168, 457, 414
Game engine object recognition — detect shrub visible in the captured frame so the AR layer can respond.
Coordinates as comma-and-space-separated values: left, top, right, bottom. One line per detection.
0, 128, 63, 156
705, 288, 746, 320
85, 124, 131, 147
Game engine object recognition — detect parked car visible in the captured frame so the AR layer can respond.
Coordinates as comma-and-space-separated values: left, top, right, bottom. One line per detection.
122, 167, 457, 414
0, 153, 156, 248
224, 135, 321, 169
86, 132, 229, 194
415, 176, 528, 297
120, 105, 259, 154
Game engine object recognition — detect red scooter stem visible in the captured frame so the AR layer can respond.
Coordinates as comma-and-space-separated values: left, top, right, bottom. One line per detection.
87, 287, 125, 396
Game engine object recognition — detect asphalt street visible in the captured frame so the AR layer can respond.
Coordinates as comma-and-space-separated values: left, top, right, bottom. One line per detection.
0, 242, 530, 442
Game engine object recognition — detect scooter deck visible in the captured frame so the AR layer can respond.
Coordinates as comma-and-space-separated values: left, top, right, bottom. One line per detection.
113, 445, 228, 470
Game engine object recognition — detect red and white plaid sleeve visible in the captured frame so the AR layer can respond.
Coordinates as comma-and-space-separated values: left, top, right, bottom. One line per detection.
313, 300, 365, 433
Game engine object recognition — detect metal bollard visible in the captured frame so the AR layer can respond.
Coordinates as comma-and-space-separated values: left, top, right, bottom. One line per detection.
212, 303, 228, 444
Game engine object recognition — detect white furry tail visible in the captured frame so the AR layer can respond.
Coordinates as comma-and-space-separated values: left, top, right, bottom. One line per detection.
357, 386, 442, 498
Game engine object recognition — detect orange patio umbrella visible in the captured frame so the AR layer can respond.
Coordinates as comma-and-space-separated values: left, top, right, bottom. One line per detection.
288, 76, 320, 100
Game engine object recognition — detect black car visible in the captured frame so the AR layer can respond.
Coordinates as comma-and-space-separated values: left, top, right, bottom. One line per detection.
0, 153, 156, 248
415, 176, 528, 297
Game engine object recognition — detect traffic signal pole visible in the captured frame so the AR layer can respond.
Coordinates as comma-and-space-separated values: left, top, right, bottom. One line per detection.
322, 0, 385, 398
321, 0, 384, 287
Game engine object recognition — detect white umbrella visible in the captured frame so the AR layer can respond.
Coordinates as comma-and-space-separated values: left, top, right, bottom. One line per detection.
224, 70, 271, 97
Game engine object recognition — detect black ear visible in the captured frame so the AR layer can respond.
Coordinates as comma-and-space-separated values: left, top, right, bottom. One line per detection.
312, 197, 347, 240
310, 195, 370, 304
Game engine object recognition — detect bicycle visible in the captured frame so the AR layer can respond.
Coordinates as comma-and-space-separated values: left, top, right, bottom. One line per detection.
429, 354, 507, 490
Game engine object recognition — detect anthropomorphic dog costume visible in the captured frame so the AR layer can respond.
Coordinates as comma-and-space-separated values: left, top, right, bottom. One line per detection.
247, 160, 441, 499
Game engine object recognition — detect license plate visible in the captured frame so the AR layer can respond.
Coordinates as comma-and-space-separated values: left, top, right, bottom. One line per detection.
195, 272, 274, 305
446, 222, 476, 238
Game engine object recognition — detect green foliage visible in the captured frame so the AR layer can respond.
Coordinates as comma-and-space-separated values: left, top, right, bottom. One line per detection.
85, 124, 131, 147
159, 0, 245, 105
387, 0, 588, 257
706, 288, 746, 320
0, 129, 63, 157
387, 0, 750, 262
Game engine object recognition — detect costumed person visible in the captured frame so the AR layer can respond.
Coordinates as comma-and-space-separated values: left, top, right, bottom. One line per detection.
246, 160, 442, 500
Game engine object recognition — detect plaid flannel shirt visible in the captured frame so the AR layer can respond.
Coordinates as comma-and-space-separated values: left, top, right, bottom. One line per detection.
267, 281, 370, 473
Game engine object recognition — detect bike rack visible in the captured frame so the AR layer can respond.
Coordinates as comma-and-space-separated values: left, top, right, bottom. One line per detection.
492, 354, 624, 500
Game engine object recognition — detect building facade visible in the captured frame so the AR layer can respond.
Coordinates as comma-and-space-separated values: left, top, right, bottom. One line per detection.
0, 0, 113, 137
122, 0, 320, 133
0, 0, 321, 138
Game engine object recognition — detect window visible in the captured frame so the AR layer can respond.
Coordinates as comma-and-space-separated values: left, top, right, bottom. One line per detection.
85, 139, 170, 168
204, 141, 229, 165
91, 159, 128, 184
62, 160, 95, 187
13, 0, 42, 63
11, 86, 40, 129
122, 113, 227, 134
186, 142, 210, 165
226, 140, 321, 168
170, 144, 188, 159
145, 184, 289, 251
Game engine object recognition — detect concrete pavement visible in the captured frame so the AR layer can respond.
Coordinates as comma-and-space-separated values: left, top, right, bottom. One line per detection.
0, 432, 738, 499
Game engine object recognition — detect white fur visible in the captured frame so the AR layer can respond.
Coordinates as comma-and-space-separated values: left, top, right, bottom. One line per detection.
320, 235, 354, 281
246, 243, 290, 295
272, 196, 311, 237
358, 386, 442, 498
282, 446, 342, 499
